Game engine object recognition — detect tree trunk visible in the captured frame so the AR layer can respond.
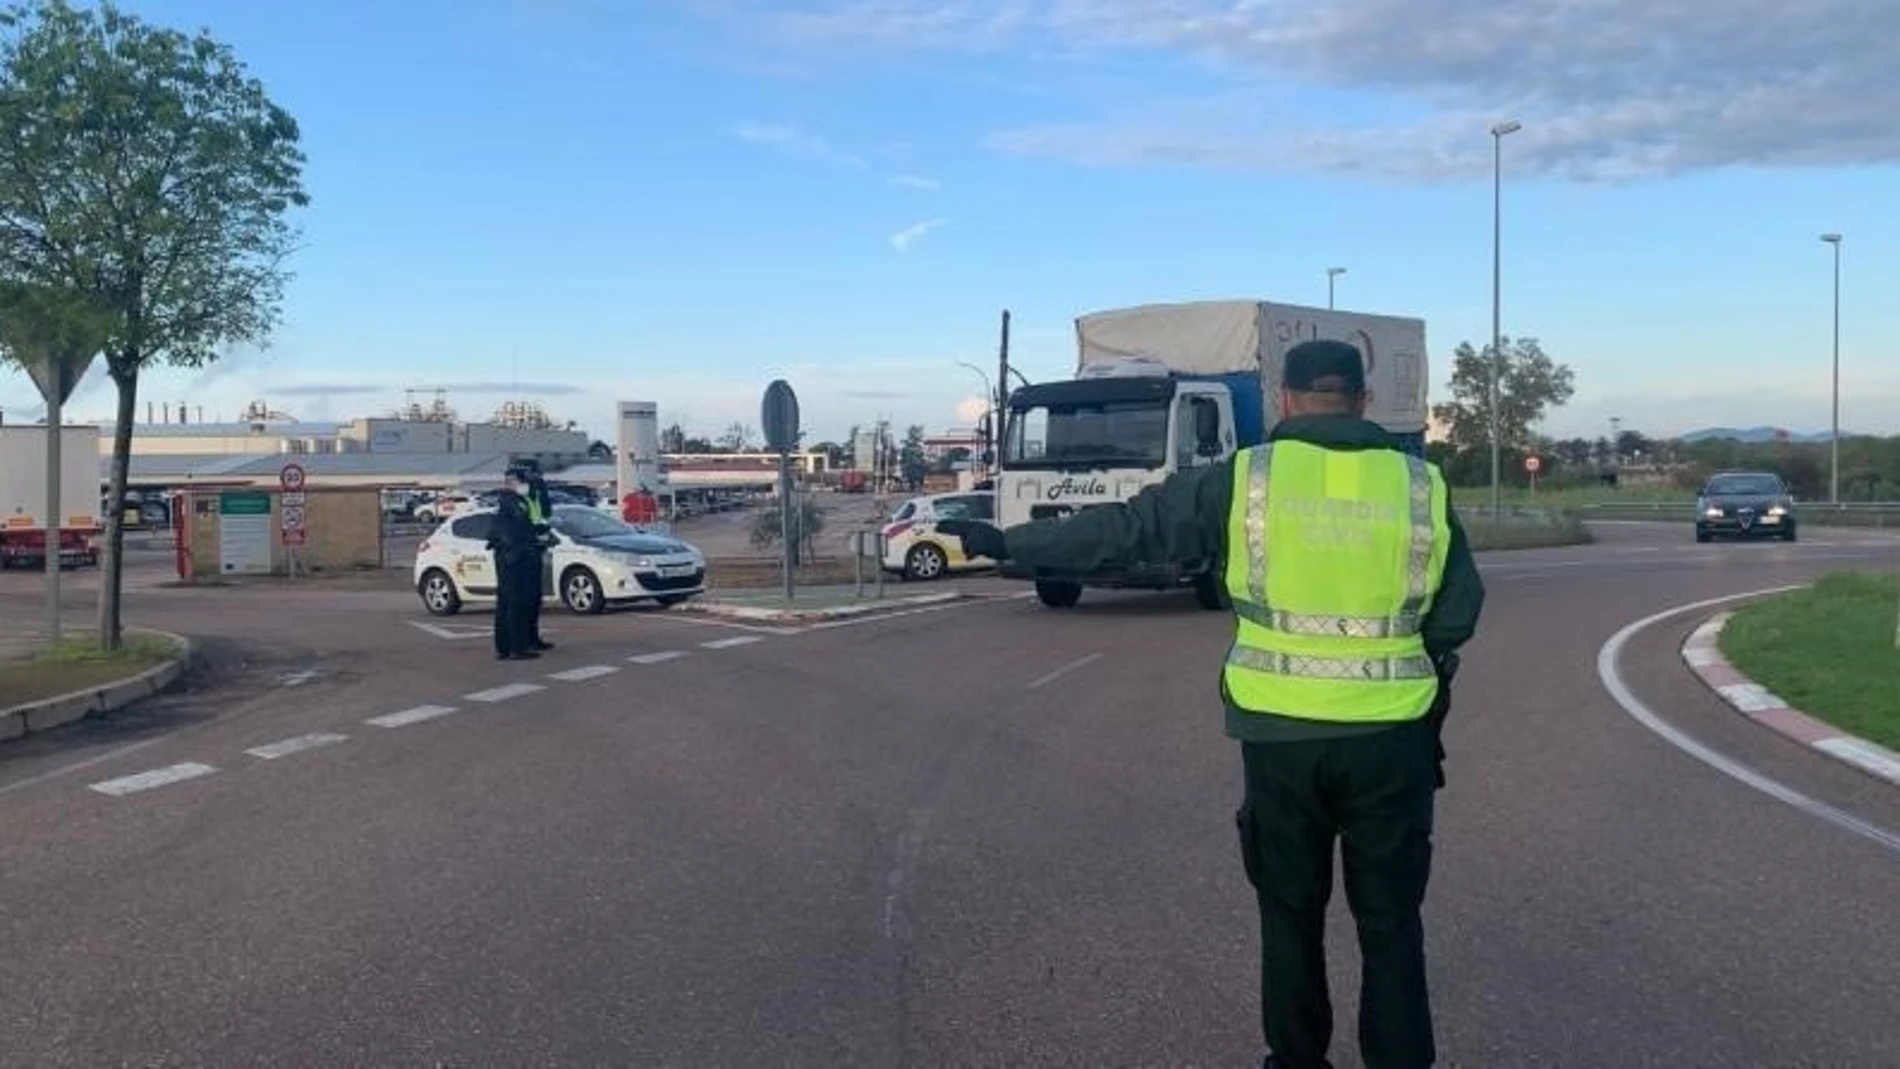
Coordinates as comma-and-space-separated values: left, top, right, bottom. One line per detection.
97, 367, 138, 650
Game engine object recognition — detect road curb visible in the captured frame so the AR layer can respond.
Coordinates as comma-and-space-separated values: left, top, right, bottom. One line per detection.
1681, 612, 1900, 788
681, 590, 966, 622
0, 630, 194, 743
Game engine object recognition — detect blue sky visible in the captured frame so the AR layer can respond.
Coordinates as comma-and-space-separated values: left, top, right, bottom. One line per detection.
5, 0, 1896, 444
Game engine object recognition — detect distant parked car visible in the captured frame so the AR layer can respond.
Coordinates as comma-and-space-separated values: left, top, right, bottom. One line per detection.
413, 493, 472, 525
1696, 471, 1797, 542
880, 491, 996, 580
414, 504, 707, 616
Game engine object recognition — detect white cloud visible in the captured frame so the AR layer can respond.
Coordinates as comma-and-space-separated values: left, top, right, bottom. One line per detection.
890, 174, 942, 191
888, 218, 947, 252
730, 121, 867, 167
719, 0, 1900, 182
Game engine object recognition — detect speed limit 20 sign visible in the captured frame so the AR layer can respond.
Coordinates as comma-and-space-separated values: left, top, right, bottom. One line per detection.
280, 462, 308, 546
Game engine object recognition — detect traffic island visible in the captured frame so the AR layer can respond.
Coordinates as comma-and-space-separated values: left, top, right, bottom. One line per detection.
0, 630, 192, 741
1681, 572, 1900, 787
1458, 507, 1594, 551
680, 586, 969, 623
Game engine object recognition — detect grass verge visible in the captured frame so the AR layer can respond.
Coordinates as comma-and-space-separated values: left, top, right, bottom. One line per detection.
1719, 571, 1900, 752
0, 633, 180, 710
1455, 508, 1594, 551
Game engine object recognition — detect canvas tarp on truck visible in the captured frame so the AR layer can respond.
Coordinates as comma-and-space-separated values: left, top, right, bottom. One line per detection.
1074, 300, 1429, 434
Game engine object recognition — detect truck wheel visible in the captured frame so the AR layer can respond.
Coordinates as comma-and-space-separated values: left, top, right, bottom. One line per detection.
1193, 573, 1230, 611
1035, 579, 1083, 609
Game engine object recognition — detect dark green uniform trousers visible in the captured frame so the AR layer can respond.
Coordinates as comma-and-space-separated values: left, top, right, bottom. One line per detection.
1236, 716, 1438, 1069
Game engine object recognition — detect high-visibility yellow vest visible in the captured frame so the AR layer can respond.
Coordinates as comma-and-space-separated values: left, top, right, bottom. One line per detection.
1220, 440, 1452, 723
525, 493, 546, 527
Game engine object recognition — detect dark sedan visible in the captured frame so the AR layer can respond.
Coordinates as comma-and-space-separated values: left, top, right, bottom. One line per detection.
1695, 471, 1797, 542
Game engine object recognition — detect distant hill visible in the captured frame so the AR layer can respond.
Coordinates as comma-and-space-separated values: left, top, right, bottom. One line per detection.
1677, 426, 1855, 444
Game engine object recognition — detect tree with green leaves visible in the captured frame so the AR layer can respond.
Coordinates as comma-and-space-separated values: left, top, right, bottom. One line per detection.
0, 0, 308, 647
1429, 337, 1577, 455
899, 424, 927, 489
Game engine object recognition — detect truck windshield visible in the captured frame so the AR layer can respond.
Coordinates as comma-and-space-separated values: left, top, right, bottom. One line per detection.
1004, 400, 1170, 470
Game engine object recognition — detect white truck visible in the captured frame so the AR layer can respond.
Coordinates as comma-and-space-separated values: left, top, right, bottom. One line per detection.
1, 424, 103, 569
995, 299, 1430, 609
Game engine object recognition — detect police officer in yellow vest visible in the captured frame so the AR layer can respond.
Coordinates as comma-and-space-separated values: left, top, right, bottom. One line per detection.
523, 468, 556, 652
487, 466, 544, 661
939, 340, 1485, 1069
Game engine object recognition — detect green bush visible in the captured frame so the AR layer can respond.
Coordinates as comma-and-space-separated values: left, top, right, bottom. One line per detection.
749, 496, 827, 564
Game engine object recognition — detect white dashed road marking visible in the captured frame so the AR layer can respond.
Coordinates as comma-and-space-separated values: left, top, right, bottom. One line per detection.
701, 636, 763, 650
245, 733, 348, 760
464, 683, 546, 703
1028, 652, 1103, 690
367, 705, 459, 728
39, 629, 782, 802
90, 763, 218, 797
550, 665, 621, 682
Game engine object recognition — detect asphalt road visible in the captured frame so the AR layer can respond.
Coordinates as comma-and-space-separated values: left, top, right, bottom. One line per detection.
2, 522, 1898, 1067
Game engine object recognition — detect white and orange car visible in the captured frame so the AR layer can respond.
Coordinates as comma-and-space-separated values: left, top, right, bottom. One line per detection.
880, 491, 997, 580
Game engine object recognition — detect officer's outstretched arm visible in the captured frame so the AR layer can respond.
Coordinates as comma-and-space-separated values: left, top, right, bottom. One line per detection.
994, 461, 1232, 574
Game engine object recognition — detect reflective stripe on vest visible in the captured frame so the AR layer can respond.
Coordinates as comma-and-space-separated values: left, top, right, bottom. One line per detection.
1233, 445, 1438, 645
1226, 646, 1438, 681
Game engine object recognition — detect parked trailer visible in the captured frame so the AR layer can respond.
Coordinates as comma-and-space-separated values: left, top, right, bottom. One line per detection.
1, 425, 103, 569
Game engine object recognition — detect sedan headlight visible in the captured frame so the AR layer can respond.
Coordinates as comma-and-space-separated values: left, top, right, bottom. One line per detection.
1767, 505, 1787, 516
1704, 506, 1722, 518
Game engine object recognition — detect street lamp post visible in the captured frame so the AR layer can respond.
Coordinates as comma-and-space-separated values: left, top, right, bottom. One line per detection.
1327, 267, 1346, 309
1820, 233, 1842, 503
1489, 120, 1522, 518
956, 360, 996, 471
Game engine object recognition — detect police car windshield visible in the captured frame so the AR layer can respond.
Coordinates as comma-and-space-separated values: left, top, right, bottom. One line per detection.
1004, 400, 1169, 470
550, 506, 630, 539
1704, 474, 1783, 497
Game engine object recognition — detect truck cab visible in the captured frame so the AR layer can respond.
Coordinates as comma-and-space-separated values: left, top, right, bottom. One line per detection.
994, 371, 1238, 609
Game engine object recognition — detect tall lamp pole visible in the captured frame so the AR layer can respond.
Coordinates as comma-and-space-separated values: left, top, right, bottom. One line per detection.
1820, 233, 1842, 503
956, 360, 996, 472
1489, 120, 1522, 517
1327, 267, 1346, 309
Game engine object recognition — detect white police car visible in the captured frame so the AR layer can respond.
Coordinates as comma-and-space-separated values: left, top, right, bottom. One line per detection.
414, 504, 707, 616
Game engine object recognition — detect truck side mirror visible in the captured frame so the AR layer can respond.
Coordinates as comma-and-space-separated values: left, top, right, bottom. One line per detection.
1193, 401, 1222, 455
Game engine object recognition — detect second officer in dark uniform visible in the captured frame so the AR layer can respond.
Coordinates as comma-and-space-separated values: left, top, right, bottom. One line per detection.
523, 467, 555, 651
487, 467, 541, 661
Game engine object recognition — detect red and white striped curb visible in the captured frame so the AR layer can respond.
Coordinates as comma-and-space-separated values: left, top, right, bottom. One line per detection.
1682, 612, 1900, 788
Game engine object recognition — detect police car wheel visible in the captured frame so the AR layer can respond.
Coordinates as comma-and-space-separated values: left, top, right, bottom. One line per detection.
905, 543, 947, 581
419, 569, 462, 616
562, 567, 607, 615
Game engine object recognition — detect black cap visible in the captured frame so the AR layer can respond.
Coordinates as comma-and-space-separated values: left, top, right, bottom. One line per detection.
1283, 339, 1366, 395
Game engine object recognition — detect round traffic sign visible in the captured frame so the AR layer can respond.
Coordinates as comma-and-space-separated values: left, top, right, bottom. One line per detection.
280, 462, 307, 491
1523, 455, 1543, 474
281, 504, 307, 530
760, 379, 801, 455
